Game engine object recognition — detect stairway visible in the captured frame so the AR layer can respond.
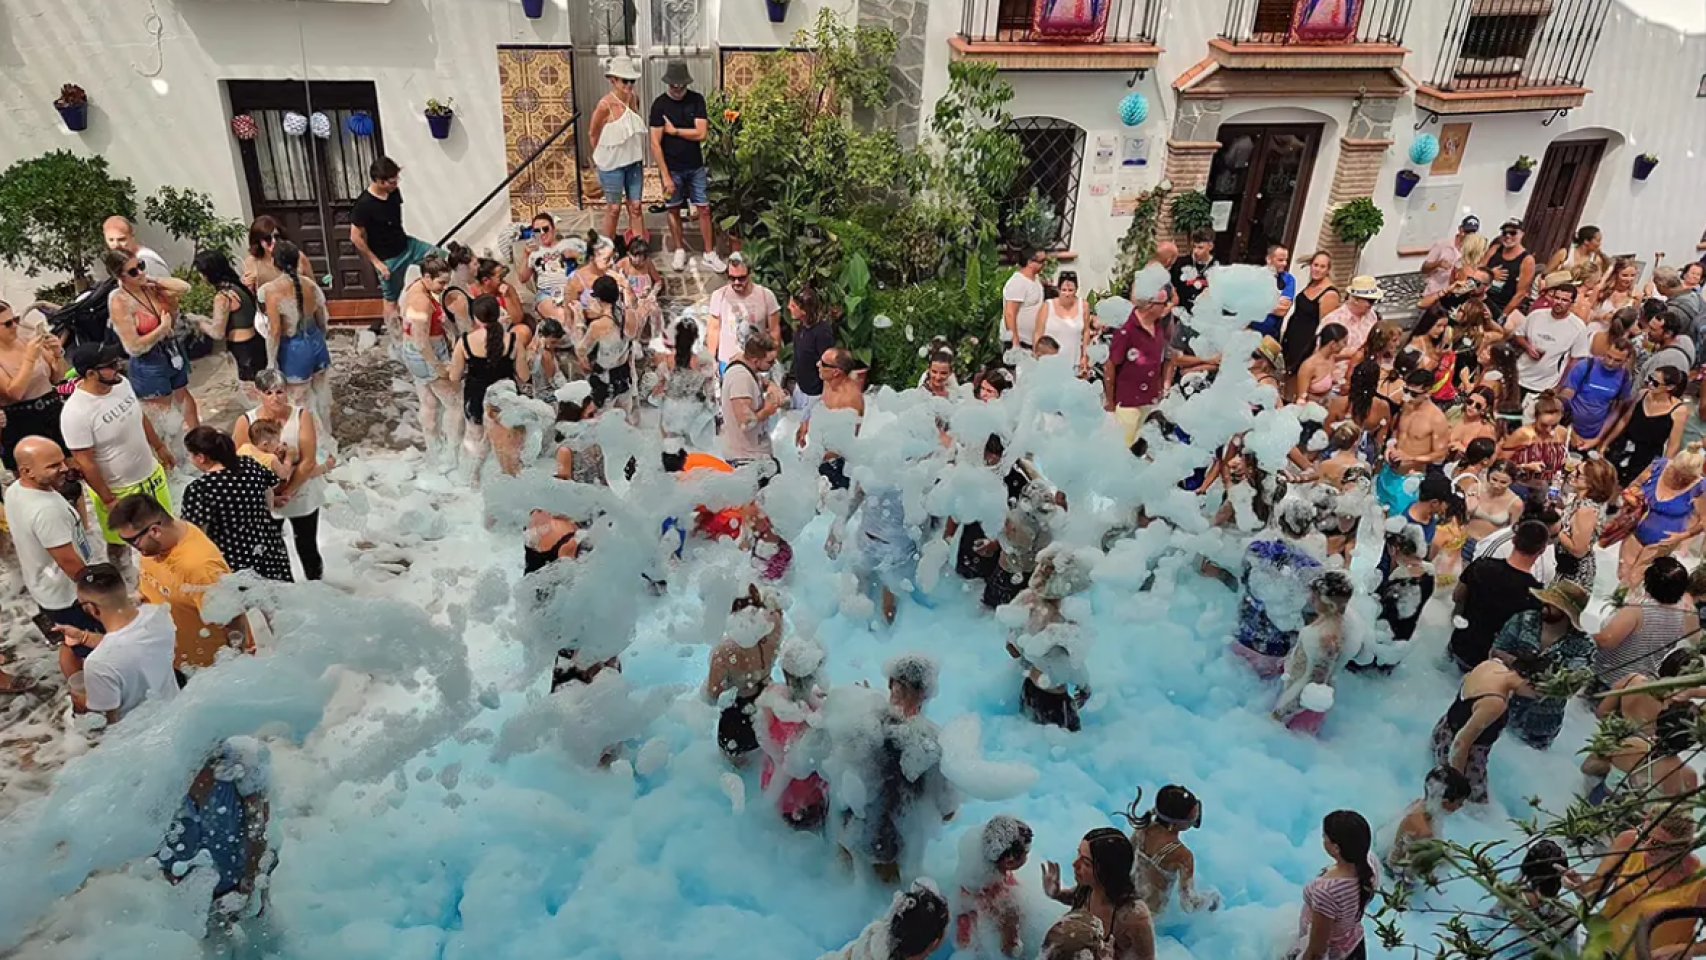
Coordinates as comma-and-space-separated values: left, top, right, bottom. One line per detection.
546, 206, 730, 320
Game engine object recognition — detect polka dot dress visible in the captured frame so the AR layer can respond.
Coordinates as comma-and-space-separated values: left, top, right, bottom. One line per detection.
182, 457, 294, 582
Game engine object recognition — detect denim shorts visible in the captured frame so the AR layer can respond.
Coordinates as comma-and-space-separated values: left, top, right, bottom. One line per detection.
665, 166, 709, 209
278, 326, 331, 384
128, 341, 190, 399
598, 162, 644, 204
399, 336, 450, 382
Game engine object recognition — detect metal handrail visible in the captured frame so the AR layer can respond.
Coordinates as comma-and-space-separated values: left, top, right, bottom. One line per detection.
435, 111, 578, 248
1221, 0, 1411, 44
959, 0, 1162, 44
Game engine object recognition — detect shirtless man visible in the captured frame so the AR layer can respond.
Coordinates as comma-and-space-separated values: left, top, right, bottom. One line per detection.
1375, 368, 1451, 515
797, 347, 867, 491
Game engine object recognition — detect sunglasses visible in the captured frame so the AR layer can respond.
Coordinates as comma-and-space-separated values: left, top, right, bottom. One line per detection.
0, 319, 16, 329
728, 273, 751, 283
1501, 229, 1519, 237
118, 522, 158, 547
124, 265, 146, 278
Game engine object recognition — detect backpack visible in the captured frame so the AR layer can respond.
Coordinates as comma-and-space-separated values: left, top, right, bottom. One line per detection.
47, 278, 119, 351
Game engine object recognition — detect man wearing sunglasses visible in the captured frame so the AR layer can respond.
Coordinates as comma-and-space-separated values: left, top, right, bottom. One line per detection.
1002, 247, 1047, 352
60, 342, 174, 559
707, 253, 780, 373
1375, 368, 1450, 514
1485, 218, 1536, 323
107, 493, 244, 676
795, 347, 866, 490
649, 60, 725, 274
57, 562, 178, 724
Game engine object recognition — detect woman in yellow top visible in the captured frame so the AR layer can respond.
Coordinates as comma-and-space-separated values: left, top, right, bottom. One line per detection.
1574, 814, 1706, 958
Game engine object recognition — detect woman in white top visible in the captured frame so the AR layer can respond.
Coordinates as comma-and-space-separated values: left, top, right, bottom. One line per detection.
1033, 271, 1089, 375
233, 369, 331, 580
589, 56, 649, 246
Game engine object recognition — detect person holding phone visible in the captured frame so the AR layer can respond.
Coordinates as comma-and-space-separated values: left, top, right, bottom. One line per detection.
3, 436, 98, 691
0, 298, 68, 469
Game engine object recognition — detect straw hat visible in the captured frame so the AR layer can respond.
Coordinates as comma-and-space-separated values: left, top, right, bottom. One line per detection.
1542, 270, 1577, 292
1254, 335, 1285, 372
604, 56, 642, 81
1346, 275, 1384, 301
1530, 580, 1588, 630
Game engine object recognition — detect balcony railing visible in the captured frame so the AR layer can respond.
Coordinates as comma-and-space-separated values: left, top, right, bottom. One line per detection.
1220, 0, 1410, 45
959, 0, 1162, 45
1426, 0, 1610, 92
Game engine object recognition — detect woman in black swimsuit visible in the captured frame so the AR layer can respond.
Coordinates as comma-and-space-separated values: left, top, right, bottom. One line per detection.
449, 295, 526, 478
1281, 252, 1342, 386
193, 251, 266, 386
1603, 365, 1687, 486
1430, 657, 1533, 804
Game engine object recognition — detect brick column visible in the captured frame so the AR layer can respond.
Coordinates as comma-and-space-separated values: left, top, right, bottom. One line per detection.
1158, 140, 1221, 239
1314, 137, 1392, 285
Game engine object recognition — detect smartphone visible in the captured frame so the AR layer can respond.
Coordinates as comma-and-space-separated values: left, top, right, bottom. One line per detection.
31, 610, 60, 642
519, 226, 537, 241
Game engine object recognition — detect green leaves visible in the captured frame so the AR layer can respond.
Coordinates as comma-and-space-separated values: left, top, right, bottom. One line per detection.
143, 186, 244, 256
1168, 190, 1214, 236
1331, 197, 1386, 248
0, 150, 135, 281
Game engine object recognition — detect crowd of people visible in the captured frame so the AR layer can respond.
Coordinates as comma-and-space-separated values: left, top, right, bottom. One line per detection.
4, 59, 1706, 955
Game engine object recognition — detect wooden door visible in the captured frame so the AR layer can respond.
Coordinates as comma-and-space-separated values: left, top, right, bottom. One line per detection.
1523, 138, 1606, 269
1206, 124, 1321, 264
227, 80, 386, 301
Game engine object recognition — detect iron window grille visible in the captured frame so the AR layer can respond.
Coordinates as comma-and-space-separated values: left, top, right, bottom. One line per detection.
1003, 117, 1085, 253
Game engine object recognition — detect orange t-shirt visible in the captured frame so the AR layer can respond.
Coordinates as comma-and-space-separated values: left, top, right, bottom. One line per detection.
138, 521, 237, 669
681, 453, 742, 538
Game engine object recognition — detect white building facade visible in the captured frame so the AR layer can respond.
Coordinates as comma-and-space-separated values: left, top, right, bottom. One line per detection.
1, 0, 1702, 307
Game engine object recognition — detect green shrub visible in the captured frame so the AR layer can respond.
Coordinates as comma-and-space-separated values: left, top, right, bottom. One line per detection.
0, 150, 135, 283
1329, 197, 1385, 248
172, 265, 215, 317
144, 186, 244, 256
1168, 190, 1214, 237
868, 253, 1010, 389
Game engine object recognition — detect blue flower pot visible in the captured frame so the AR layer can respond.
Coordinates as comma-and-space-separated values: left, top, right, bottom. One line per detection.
56, 102, 88, 132
1634, 156, 1658, 180
1506, 165, 1532, 193
426, 112, 453, 140
1395, 169, 1421, 198
521, 0, 545, 18
765, 0, 788, 22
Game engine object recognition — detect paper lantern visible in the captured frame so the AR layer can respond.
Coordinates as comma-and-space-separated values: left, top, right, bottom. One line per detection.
282, 111, 308, 137
310, 111, 332, 139
1409, 133, 1440, 166
346, 110, 375, 137
230, 114, 259, 141
1118, 91, 1149, 127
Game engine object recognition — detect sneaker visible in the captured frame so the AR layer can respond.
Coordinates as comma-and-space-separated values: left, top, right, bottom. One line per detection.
702, 251, 727, 274
672, 248, 687, 272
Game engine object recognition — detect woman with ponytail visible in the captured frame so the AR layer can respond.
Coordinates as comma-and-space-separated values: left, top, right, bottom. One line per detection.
260, 239, 334, 428
1294, 810, 1375, 960
1119, 785, 1219, 915
181, 424, 293, 582
448, 294, 529, 480
655, 317, 715, 446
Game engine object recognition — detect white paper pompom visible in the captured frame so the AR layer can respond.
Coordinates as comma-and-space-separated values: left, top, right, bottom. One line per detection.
309, 111, 332, 139
281, 111, 309, 137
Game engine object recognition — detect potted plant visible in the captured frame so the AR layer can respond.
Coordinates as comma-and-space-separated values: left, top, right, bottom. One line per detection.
765, 0, 789, 22
1168, 189, 1214, 238
520, 0, 545, 18
1506, 155, 1536, 193
424, 98, 455, 140
1395, 169, 1421, 198
1330, 196, 1385, 268
1634, 153, 1659, 180
54, 84, 88, 132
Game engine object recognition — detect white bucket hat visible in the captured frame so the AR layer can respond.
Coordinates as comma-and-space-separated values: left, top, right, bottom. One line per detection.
605, 56, 642, 81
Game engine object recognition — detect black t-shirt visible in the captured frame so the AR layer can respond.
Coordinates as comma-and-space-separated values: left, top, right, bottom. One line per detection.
649, 91, 709, 171
351, 188, 407, 260
1484, 245, 1534, 315
791, 320, 836, 396
1447, 557, 1541, 668
1170, 257, 1216, 316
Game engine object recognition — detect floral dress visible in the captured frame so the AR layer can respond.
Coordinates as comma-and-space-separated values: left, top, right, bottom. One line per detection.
1554, 497, 1607, 589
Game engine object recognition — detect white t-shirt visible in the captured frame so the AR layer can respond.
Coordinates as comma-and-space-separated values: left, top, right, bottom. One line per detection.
528, 240, 577, 300
82, 603, 180, 720
3, 481, 95, 610
1472, 531, 1556, 586
719, 360, 773, 460
709, 284, 781, 365
1002, 272, 1045, 346
1514, 309, 1589, 392
60, 378, 158, 488
137, 246, 172, 278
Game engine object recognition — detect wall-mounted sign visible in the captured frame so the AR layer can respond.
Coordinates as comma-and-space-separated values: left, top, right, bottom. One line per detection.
1431, 122, 1472, 176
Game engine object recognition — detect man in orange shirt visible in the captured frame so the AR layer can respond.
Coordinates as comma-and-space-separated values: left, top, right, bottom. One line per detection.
108, 494, 247, 676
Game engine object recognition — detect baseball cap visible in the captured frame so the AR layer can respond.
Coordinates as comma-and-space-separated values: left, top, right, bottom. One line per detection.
1500, 218, 1523, 232
1460, 215, 1480, 233
70, 341, 124, 374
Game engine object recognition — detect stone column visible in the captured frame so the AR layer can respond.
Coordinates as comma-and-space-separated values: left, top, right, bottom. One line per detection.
1156, 98, 1224, 238
858, 0, 928, 147
1314, 97, 1397, 284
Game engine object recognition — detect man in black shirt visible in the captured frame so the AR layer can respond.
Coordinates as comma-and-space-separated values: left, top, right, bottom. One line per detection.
649, 61, 724, 274
1484, 218, 1536, 324
1168, 228, 1220, 375
1447, 519, 1548, 671
349, 156, 437, 329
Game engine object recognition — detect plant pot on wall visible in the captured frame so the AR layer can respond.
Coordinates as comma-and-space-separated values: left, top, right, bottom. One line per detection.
1506, 163, 1534, 193
54, 84, 89, 132
521, 0, 545, 18
1634, 155, 1659, 180
426, 112, 453, 139
765, 0, 788, 22
1395, 169, 1421, 198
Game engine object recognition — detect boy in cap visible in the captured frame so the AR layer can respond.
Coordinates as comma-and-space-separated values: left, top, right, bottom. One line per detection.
649, 61, 725, 273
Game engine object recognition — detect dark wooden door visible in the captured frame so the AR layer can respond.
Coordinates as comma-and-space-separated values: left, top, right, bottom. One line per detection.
227, 80, 386, 301
1206, 124, 1322, 264
1523, 138, 1606, 269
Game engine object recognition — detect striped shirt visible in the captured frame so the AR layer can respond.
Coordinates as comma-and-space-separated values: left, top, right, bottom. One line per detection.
1301, 875, 1366, 960
1593, 602, 1690, 687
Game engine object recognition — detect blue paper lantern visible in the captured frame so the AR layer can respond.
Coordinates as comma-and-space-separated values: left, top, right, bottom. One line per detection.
1119, 91, 1149, 127
346, 111, 375, 137
1409, 133, 1440, 166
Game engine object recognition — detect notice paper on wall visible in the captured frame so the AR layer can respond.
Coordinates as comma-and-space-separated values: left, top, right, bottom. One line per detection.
1397, 182, 1464, 250
1122, 136, 1148, 166
1111, 174, 1147, 216
1094, 136, 1117, 175
1210, 200, 1233, 232
1088, 180, 1111, 197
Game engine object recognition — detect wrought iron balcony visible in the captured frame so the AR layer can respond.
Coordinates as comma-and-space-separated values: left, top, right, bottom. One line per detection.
1220, 0, 1411, 46
1416, 0, 1610, 119
951, 0, 1163, 71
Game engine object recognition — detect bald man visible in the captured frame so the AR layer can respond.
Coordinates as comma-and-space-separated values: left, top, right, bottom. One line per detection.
103, 216, 171, 277
4, 436, 101, 679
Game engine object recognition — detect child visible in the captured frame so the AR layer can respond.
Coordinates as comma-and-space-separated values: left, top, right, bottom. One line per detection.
954, 816, 1032, 957
1272, 570, 1357, 734
616, 238, 664, 343
1004, 545, 1093, 731
746, 506, 794, 583
1385, 766, 1471, 882
238, 418, 292, 483
1120, 784, 1220, 915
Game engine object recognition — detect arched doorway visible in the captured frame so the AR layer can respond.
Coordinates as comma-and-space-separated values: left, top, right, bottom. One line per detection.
1205, 123, 1323, 264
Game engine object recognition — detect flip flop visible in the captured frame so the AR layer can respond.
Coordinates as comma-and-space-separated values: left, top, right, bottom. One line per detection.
0, 674, 37, 695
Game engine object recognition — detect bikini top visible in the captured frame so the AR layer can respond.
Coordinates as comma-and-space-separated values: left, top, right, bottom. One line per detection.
1470, 493, 1515, 526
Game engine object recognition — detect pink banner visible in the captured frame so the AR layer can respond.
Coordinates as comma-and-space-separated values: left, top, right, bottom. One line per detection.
1032, 0, 1110, 42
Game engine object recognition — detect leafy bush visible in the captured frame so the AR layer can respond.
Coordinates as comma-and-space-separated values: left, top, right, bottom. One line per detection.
1168, 190, 1214, 237
868, 250, 1010, 389
1104, 181, 1171, 300
144, 186, 245, 256
1004, 189, 1060, 256
172, 265, 215, 317
1510, 154, 1537, 171
0, 150, 135, 283
34, 280, 78, 304
1329, 197, 1385, 248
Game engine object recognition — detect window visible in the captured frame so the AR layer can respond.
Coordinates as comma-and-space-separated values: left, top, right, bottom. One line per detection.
1003, 118, 1085, 252
1252, 0, 1298, 39
1455, 13, 1539, 77
995, 0, 1033, 39
571, 0, 638, 48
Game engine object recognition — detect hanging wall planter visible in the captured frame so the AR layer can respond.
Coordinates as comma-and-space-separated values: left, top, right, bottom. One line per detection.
765, 0, 789, 22
1395, 169, 1421, 198
521, 0, 545, 18
1634, 154, 1659, 180
1506, 155, 1536, 193
425, 98, 455, 140
54, 84, 88, 132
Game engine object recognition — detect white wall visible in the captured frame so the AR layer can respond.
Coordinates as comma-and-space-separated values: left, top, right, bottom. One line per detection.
0, 0, 568, 297
715, 0, 859, 48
